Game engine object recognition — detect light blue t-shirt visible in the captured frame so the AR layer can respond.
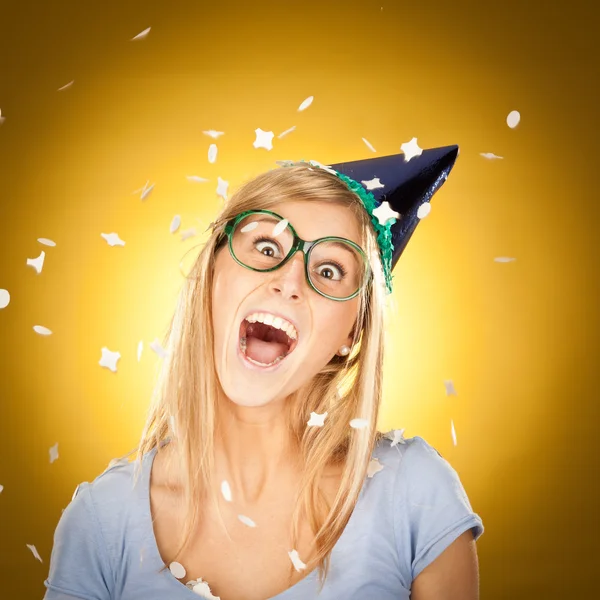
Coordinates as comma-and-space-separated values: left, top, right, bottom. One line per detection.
43, 435, 484, 599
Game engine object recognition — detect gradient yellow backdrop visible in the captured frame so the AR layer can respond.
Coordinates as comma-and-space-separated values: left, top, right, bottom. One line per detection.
0, 0, 598, 598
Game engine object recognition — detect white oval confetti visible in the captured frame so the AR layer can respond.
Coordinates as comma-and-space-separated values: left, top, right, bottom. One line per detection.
170, 215, 181, 234
221, 480, 232, 502
362, 138, 376, 153
272, 219, 289, 238
186, 175, 209, 183
288, 549, 307, 571
240, 221, 259, 233
141, 183, 154, 201
150, 339, 168, 359
237, 514, 256, 527
57, 80, 74, 91
298, 96, 314, 112
0, 108, 4, 124
0, 289, 10, 309
208, 144, 218, 164
49, 443, 59, 464
278, 126, 296, 139
451, 419, 457, 446
33, 325, 52, 336
131, 27, 151, 41
417, 202, 431, 219
350, 418, 369, 429
494, 256, 517, 263
137, 340, 143, 362
507, 110, 520, 128
169, 561, 186, 579
27, 544, 43, 563
37, 238, 56, 246
180, 228, 197, 241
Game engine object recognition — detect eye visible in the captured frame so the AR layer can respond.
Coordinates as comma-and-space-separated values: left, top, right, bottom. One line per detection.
314, 261, 347, 281
254, 236, 283, 258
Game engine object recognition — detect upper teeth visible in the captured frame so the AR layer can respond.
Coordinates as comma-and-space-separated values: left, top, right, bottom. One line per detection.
245, 312, 298, 340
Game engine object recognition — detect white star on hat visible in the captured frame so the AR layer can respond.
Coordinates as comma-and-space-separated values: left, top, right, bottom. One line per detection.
372, 201, 400, 226
362, 177, 385, 191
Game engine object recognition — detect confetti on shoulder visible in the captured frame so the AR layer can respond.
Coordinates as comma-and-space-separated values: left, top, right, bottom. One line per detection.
131, 27, 151, 41
383, 428, 406, 447
367, 457, 384, 478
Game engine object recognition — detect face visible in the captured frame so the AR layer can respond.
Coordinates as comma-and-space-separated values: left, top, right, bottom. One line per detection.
211, 200, 362, 408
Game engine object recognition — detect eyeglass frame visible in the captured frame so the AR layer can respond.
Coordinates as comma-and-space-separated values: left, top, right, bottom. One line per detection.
219, 209, 372, 302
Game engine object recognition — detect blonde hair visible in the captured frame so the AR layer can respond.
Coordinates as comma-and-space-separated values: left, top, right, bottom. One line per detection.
120, 163, 390, 591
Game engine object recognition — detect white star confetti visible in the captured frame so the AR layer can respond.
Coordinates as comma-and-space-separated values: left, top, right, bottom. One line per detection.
221, 480, 232, 502
362, 138, 376, 152
169, 561, 186, 579
57, 80, 74, 91
253, 128, 275, 151
494, 256, 517, 263
308, 160, 337, 175
49, 443, 59, 464
417, 202, 431, 219
362, 177, 385, 191
187, 578, 221, 599
216, 177, 229, 200
298, 96, 314, 112
208, 144, 218, 164
26, 251, 45, 274
37, 238, 56, 246
443, 380, 457, 396
27, 544, 43, 563
384, 429, 407, 447
307, 411, 327, 427
33, 325, 52, 336
137, 341, 143, 362
238, 514, 257, 527
203, 130, 224, 139
288, 549, 307, 571
451, 419, 458, 446
367, 458, 384, 478
99, 347, 121, 372
278, 126, 296, 139
507, 110, 520, 128
131, 27, 151, 41
272, 219, 288, 237
170, 215, 181, 234
180, 228, 197, 241
101, 233, 125, 247
0, 108, 4, 124
350, 418, 369, 429
480, 152, 504, 160
186, 175, 209, 183
372, 201, 400, 226
150, 339, 167, 358
400, 137, 423, 162
0, 289, 10, 309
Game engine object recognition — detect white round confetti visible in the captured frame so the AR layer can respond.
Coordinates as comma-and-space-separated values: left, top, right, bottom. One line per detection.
237, 514, 257, 527
208, 144, 218, 164
221, 480, 232, 502
417, 202, 431, 219
169, 561, 186, 579
37, 238, 56, 247
33, 325, 52, 336
0, 289, 10, 309
507, 110, 520, 128
170, 215, 181, 234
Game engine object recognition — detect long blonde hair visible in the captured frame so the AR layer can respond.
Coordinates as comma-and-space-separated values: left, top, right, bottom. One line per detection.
121, 163, 390, 590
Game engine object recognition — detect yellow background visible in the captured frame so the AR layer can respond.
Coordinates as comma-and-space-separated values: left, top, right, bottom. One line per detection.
0, 0, 598, 598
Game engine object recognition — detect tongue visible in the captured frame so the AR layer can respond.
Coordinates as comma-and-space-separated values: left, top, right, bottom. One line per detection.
245, 337, 288, 364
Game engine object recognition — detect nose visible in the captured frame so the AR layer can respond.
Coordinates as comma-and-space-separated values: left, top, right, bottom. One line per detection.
268, 250, 307, 300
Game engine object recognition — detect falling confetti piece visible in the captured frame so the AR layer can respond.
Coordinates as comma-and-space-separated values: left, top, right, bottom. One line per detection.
362, 138, 377, 153
37, 238, 56, 246
507, 110, 520, 128
367, 458, 384, 478
26, 251, 45, 274
99, 347, 121, 372
169, 561, 186, 579
238, 514, 257, 527
308, 160, 337, 175
0, 289, 10, 309
480, 152, 504, 160
208, 144, 218, 164
57, 80, 74, 91
101, 233, 125, 247
272, 219, 288, 237
350, 418, 369, 429
221, 480, 232, 502
373, 201, 400, 226
417, 202, 431, 219
253, 128, 275, 151
240, 221, 259, 233
0, 108, 4, 124
132, 180, 150, 195
180, 228, 197, 241
170, 215, 181, 234
169, 414, 178, 437
0, 484, 3, 493
278, 126, 296, 139
275, 160, 295, 167
137, 341, 143, 362
33, 325, 52, 336
443, 380, 457, 396
298, 96, 314, 112
400, 137, 423, 162
203, 130, 224, 139
451, 419, 457, 446
362, 177, 385, 191
307, 411, 327, 427
27, 544, 43, 563
288, 549, 307, 571
384, 429, 407, 447
150, 339, 168, 358
494, 256, 517, 263
216, 177, 229, 200
131, 27, 151, 41
186, 175, 209, 183
49, 443, 59, 463
141, 183, 155, 201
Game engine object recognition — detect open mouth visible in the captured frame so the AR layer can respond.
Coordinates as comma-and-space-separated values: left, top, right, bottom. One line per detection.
238, 314, 299, 369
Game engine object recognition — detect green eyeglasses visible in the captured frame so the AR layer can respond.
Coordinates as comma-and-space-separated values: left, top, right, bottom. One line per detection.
220, 210, 372, 301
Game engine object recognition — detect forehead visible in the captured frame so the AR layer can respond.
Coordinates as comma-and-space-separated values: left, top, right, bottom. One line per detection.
268, 200, 362, 245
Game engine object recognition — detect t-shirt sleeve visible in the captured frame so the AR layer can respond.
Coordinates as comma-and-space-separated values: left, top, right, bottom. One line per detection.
393, 436, 484, 582
43, 482, 113, 600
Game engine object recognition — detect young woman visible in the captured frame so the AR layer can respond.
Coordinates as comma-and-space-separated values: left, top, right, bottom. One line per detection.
43, 149, 484, 600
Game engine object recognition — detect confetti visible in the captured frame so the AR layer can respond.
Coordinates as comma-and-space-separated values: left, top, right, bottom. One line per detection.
169, 561, 186, 579
451, 419, 457, 446
208, 144, 218, 164
180, 228, 197, 241
362, 138, 376, 153
49, 443, 59, 463
507, 110, 520, 128
131, 27, 151, 41
384, 429, 406, 447
362, 177, 385, 191
57, 80, 74, 91
101, 233, 125, 247
373, 201, 400, 226
272, 219, 288, 238
0, 484, 3, 493
253, 128, 274, 151
278, 126, 296, 139
186, 175, 209, 183
417, 202, 431, 219
170, 215, 181, 234
37, 238, 56, 246
494, 256, 517, 263
33, 325, 52, 336
99, 347, 121, 372
141, 183, 155, 201
221, 480, 232, 502
132, 180, 150, 195
288, 549, 307, 571
0, 108, 4, 125
237, 514, 257, 527
307, 160, 337, 175
307, 411, 327, 427
27, 544, 43, 563
298, 96, 314, 112
367, 458, 384, 478
400, 137, 423, 162
350, 418, 369, 429
240, 221, 259, 233
150, 339, 168, 359
137, 341, 143, 362
480, 152, 504, 160
187, 578, 221, 599
216, 177, 229, 200
26, 251, 45, 274
443, 380, 457, 396
203, 130, 224, 139
0, 289, 10, 309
